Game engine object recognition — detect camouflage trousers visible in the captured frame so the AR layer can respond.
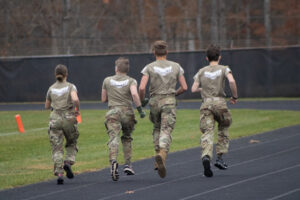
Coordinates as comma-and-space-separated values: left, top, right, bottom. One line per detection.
105, 106, 136, 165
200, 98, 232, 160
149, 95, 177, 153
48, 110, 79, 176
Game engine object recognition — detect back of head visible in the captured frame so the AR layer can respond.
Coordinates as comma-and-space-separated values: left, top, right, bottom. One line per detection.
153, 40, 168, 56
55, 64, 68, 82
206, 44, 221, 62
115, 57, 129, 73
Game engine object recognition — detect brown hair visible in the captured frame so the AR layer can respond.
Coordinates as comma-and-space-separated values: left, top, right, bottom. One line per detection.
206, 44, 221, 62
115, 57, 129, 73
153, 40, 168, 56
55, 64, 68, 82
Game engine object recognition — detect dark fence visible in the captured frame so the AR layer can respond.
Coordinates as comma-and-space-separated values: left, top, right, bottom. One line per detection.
0, 46, 300, 102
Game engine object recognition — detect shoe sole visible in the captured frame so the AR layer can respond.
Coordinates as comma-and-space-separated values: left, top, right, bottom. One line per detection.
112, 162, 119, 181
203, 159, 213, 177
63, 164, 74, 179
124, 168, 135, 175
57, 177, 64, 185
214, 163, 228, 170
155, 155, 166, 178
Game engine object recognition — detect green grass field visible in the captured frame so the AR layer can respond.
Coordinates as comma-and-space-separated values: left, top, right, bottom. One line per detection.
1, 108, 300, 190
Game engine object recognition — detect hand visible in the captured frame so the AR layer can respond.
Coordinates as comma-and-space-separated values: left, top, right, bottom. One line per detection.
229, 97, 237, 105
141, 98, 149, 107
139, 110, 146, 118
137, 106, 146, 118
74, 111, 80, 117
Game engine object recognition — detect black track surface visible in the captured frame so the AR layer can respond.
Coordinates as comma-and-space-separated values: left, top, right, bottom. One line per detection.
1, 125, 300, 200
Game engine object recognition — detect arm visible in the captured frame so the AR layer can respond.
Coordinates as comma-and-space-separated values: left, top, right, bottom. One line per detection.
191, 81, 202, 93
175, 75, 188, 96
45, 99, 51, 109
139, 75, 149, 101
226, 73, 238, 104
71, 90, 80, 115
101, 88, 108, 103
131, 84, 145, 118
130, 84, 142, 107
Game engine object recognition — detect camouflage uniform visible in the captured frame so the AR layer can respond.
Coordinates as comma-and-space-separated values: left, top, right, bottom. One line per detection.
46, 81, 79, 176
141, 60, 184, 153
193, 64, 232, 159
102, 74, 137, 165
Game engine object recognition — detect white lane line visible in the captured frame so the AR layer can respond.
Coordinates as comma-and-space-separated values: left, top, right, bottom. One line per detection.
266, 188, 300, 200
18, 133, 300, 200
96, 146, 300, 200
0, 128, 47, 137
21, 183, 96, 200
129, 133, 300, 178
179, 164, 300, 200
229, 132, 300, 152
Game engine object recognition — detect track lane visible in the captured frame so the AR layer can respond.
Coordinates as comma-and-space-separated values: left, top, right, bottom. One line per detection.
1, 125, 299, 200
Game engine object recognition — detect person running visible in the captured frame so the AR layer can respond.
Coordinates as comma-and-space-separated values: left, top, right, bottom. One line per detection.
45, 64, 80, 184
191, 44, 238, 177
139, 40, 188, 178
102, 57, 145, 181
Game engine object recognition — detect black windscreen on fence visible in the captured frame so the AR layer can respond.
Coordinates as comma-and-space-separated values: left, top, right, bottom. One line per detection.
0, 46, 299, 102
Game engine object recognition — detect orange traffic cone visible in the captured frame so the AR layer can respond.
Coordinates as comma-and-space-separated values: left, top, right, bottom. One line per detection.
15, 114, 25, 133
75, 108, 82, 124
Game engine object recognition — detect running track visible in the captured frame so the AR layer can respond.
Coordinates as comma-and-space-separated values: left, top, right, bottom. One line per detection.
0, 100, 300, 200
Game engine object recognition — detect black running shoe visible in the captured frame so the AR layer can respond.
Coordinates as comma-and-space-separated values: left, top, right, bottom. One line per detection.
202, 156, 213, 177
154, 160, 158, 170
111, 161, 119, 181
57, 174, 64, 185
63, 162, 74, 179
123, 165, 135, 175
214, 158, 228, 170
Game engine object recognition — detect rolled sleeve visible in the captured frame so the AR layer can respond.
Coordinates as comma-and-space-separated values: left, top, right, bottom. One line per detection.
46, 89, 51, 101
224, 66, 232, 75
102, 78, 108, 90
71, 84, 77, 93
130, 79, 137, 87
141, 66, 149, 76
179, 65, 184, 76
193, 72, 200, 82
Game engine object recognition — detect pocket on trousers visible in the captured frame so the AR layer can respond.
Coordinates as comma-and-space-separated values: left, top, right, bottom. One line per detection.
220, 111, 232, 127
200, 109, 213, 133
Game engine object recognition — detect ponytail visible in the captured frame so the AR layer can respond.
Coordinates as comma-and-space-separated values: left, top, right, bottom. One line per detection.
56, 74, 64, 82
55, 64, 68, 82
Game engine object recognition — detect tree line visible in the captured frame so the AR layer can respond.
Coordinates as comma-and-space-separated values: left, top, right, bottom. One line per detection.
0, 0, 299, 57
